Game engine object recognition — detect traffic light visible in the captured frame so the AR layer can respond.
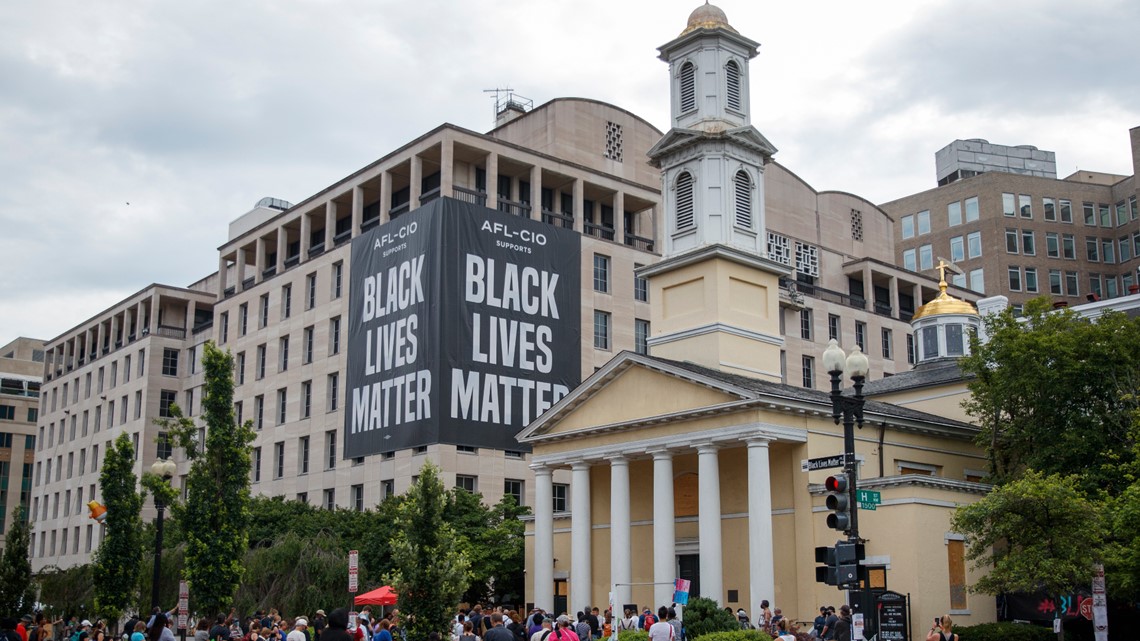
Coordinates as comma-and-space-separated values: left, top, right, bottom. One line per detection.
814, 545, 837, 585
834, 541, 867, 587
825, 474, 851, 532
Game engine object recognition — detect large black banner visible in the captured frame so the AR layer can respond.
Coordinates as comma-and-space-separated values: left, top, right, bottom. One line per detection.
345, 198, 581, 458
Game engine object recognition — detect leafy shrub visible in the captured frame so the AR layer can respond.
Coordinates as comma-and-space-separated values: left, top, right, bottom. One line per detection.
682, 597, 744, 639
689, 631, 772, 641
954, 622, 1054, 641
617, 631, 649, 641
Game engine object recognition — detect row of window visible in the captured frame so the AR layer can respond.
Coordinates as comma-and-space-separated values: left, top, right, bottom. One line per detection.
42, 347, 162, 415
32, 521, 99, 558
767, 232, 820, 278
0, 432, 34, 449
239, 373, 341, 431
592, 255, 649, 302
677, 59, 745, 115
901, 197, 981, 239
673, 168, 756, 232
235, 320, 341, 388
592, 312, 650, 354
1006, 267, 1083, 297
1005, 194, 1139, 228
221, 262, 344, 344
0, 405, 37, 422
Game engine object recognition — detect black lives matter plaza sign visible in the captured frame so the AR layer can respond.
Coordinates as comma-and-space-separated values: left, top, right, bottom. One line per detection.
344, 198, 581, 458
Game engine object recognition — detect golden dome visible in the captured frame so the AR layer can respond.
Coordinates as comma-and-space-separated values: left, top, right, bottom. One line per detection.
681, 2, 738, 35
911, 273, 978, 321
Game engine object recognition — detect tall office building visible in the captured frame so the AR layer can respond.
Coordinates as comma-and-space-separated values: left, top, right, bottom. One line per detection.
0, 338, 42, 551
884, 128, 1140, 312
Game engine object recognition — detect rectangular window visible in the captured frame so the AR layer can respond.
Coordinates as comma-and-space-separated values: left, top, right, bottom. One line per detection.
967, 232, 982, 259
382, 480, 395, 500
1046, 233, 1060, 258
881, 328, 892, 359
236, 351, 246, 385
332, 261, 344, 298
1018, 194, 1032, 218
159, 390, 176, 418
1106, 275, 1119, 298
1120, 236, 1132, 262
964, 196, 979, 222
326, 430, 337, 470
277, 388, 287, 425
1100, 204, 1112, 228
552, 484, 568, 512
1117, 201, 1129, 227
301, 381, 312, 419
902, 249, 916, 271
906, 333, 916, 364
1087, 238, 1100, 262
634, 267, 648, 302
1004, 230, 1017, 254
828, 314, 840, 341
855, 321, 866, 350
220, 312, 229, 344
951, 235, 965, 261
352, 484, 364, 511
969, 268, 985, 294
279, 336, 289, 372
1065, 271, 1079, 297
303, 326, 314, 364
330, 317, 341, 355
327, 373, 339, 411
1008, 267, 1022, 291
254, 395, 264, 430
1043, 197, 1056, 221
1021, 230, 1035, 256
324, 489, 336, 510
1002, 193, 1016, 217
947, 201, 962, 227
455, 474, 477, 493
281, 284, 292, 319
299, 436, 310, 475
1059, 199, 1073, 223
901, 215, 914, 239
801, 356, 814, 389
1062, 234, 1075, 259
259, 294, 270, 328
1083, 202, 1096, 225
799, 309, 813, 340
256, 344, 266, 379
1103, 239, 1116, 264
124, 355, 132, 382
307, 273, 317, 309
1024, 267, 1038, 293
916, 210, 931, 235
239, 303, 249, 335
919, 244, 933, 270
504, 479, 524, 506
134, 390, 142, 420
594, 310, 611, 350
1090, 274, 1102, 298
593, 254, 610, 293
162, 348, 178, 376
634, 319, 650, 355
948, 538, 968, 611
274, 441, 285, 479
1049, 269, 1063, 295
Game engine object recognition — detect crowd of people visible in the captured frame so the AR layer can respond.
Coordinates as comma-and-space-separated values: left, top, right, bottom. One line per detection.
3, 602, 955, 641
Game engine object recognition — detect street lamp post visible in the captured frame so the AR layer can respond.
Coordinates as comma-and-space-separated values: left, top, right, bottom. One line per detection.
822, 339, 869, 545
150, 458, 177, 610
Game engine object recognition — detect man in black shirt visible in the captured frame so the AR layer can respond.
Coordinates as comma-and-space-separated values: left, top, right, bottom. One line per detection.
311, 612, 327, 641
483, 614, 514, 641
832, 606, 851, 641
319, 610, 352, 641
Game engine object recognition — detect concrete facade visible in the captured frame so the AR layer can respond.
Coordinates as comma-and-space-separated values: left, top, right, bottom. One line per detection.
0, 337, 43, 551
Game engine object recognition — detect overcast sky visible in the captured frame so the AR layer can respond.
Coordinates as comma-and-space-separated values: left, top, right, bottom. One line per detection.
2, 0, 1137, 344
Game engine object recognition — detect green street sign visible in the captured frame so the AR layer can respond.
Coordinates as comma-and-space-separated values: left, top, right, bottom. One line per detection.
857, 489, 882, 505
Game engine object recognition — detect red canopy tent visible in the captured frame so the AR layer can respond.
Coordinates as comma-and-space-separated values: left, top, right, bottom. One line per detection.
354, 585, 398, 606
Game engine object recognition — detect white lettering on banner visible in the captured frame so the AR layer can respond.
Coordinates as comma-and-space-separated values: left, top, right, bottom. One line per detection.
361, 254, 426, 322
351, 370, 433, 433
372, 222, 419, 249
470, 313, 554, 373
465, 254, 560, 319
450, 368, 569, 426
480, 220, 548, 246
364, 315, 420, 375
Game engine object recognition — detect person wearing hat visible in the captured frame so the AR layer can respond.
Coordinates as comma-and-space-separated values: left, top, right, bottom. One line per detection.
311, 613, 326, 641
287, 620, 308, 641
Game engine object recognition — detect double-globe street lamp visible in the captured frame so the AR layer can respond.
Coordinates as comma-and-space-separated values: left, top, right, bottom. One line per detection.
821, 339, 869, 545
150, 458, 177, 609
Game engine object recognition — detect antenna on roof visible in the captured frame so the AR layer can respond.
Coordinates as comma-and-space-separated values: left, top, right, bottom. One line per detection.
484, 87, 514, 123
484, 87, 533, 128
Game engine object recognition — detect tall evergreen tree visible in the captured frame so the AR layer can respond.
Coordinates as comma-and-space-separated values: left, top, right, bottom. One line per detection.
391, 463, 470, 641
0, 509, 36, 615
93, 432, 145, 621
161, 341, 254, 616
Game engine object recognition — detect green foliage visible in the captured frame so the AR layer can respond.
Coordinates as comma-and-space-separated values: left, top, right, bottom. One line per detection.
0, 512, 36, 614
160, 341, 255, 616
446, 489, 531, 605
234, 530, 349, 615
616, 631, 649, 641
1103, 481, 1140, 598
391, 462, 470, 641
37, 564, 96, 617
961, 300, 1140, 494
679, 597, 739, 639
951, 470, 1103, 596
954, 622, 1054, 641
93, 432, 145, 620
689, 631, 772, 641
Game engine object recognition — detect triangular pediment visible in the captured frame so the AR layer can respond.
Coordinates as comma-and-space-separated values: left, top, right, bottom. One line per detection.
647, 125, 778, 166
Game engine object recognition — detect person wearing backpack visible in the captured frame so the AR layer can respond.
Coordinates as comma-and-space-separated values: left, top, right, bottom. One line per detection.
640, 611, 654, 633
528, 619, 553, 641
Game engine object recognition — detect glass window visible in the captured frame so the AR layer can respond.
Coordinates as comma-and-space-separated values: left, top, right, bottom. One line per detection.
921, 326, 939, 359
634, 319, 650, 355
1049, 270, 1062, 295
1062, 234, 1075, 259
1018, 194, 1032, 218
828, 314, 840, 341
1133, 232, 1140, 258
800, 309, 813, 340
969, 269, 985, 294
881, 328, 892, 359
1065, 271, 1079, 297
1024, 267, 1038, 293
1089, 274, 1102, 298
1007, 267, 1021, 291
855, 321, 866, 351
1100, 204, 1111, 227
901, 215, 914, 239
594, 310, 610, 350
1002, 193, 1016, 217
1022, 230, 1035, 256
1106, 276, 1119, 298
634, 266, 648, 302
947, 201, 962, 227
1117, 202, 1129, 227
919, 245, 933, 271
1102, 240, 1115, 264
1087, 238, 1100, 262
1083, 202, 1096, 225
946, 324, 964, 356
1119, 237, 1132, 262
951, 236, 965, 262
1004, 230, 1018, 254
593, 254, 610, 293
1043, 198, 1056, 221
903, 249, 916, 271
162, 349, 178, 376
801, 356, 814, 389
552, 484, 568, 512
964, 197, 979, 222
967, 232, 982, 259
1046, 233, 1060, 258
1059, 199, 1073, 223
917, 210, 931, 235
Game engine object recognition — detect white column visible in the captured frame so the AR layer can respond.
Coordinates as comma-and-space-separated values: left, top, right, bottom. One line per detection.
380, 171, 393, 223
652, 450, 675, 609
746, 438, 775, 620
440, 137, 455, 199
530, 165, 542, 220
300, 211, 312, 261
609, 456, 632, 608
410, 155, 423, 207
571, 461, 592, 613
532, 464, 554, 612
352, 185, 364, 236
698, 443, 723, 604
325, 201, 337, 247
486, 152, 499, 210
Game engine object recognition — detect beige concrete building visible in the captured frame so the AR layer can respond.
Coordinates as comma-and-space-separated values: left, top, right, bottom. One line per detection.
519, 7, 996, 641
884, 129, 1140, 312
0, 337, 43, 551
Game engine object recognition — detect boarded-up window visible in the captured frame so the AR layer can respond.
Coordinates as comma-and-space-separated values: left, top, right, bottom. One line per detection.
674, 472, 699, 516
867, 566, 887, 590
948, 539, 967, 610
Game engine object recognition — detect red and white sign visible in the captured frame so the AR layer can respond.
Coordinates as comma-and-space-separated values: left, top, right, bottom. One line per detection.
348, 550, 359, 593
1080, 597, 1093, 621
178, 580, 189, 629
1092, 564, 1108, 641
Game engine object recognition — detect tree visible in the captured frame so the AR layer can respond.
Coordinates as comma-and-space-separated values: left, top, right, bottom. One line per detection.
951, 470, 1103, 598
961, 299, 1140, 494
678, 597, 739, 639
390, 463, 470, 641
93, 432, 145, 621
0, 510, 36, 615
159, 341, 255, 616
